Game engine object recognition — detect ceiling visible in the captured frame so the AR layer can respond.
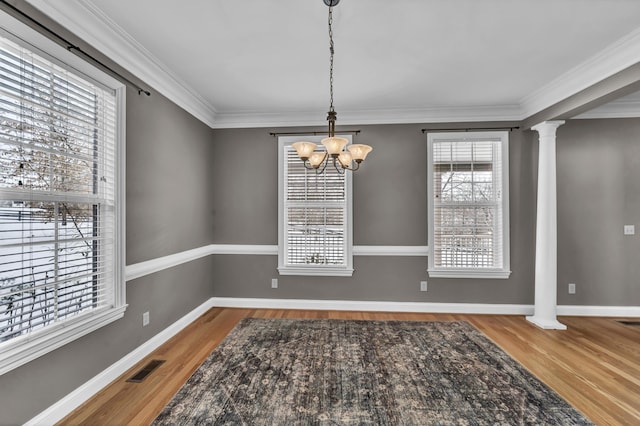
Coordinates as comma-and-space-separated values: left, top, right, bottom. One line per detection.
25, 0, 640, 128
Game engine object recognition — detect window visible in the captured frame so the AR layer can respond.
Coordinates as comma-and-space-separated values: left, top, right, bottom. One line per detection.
278, 135, 353, 276
0, 24, 125, 374
427, 131, 510, 278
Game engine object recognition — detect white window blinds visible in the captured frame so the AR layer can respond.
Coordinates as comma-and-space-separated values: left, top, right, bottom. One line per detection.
0, 36, 118, 344
278, 136, 353, 276
427, 131, 510, 279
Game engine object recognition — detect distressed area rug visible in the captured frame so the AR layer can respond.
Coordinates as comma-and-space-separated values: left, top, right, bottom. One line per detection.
153, 319, 592, 425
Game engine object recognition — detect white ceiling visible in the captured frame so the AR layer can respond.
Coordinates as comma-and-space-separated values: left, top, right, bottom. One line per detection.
26, 0, 640, 127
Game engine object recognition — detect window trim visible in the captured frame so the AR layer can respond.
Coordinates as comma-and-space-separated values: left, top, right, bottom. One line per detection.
427, 131, 510, 279
0, 14, 126, 375
277, 135, 353, 277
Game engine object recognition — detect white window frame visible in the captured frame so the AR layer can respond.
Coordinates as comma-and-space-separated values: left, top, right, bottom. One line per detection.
278, 135, 353, 277
0, 15, 126, 375
427, 131, 510, 279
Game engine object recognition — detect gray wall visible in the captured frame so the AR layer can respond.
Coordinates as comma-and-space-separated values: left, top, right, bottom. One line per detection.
211, 119, 640, 307
557, 118, 640, 306
0, 86, 215, 424
210, 124, 539, 304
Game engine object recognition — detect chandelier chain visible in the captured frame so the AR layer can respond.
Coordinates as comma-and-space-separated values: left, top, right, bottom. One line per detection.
328, 6, 335, 112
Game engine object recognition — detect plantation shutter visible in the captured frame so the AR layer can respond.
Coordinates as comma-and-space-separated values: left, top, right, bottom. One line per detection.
278, 135, 353, 276
428, 132, 510, 277
0, 36, 117, 342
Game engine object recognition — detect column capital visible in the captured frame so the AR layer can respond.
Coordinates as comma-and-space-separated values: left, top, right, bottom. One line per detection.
531, 120, 565, 138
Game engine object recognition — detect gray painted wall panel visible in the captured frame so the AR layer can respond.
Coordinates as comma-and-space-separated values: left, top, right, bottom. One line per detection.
557, 118, 640, 306
210, 124, 539, 303
126, 87, 215, 264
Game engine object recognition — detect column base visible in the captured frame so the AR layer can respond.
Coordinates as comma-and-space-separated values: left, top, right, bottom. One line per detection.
526, 315, 567, 330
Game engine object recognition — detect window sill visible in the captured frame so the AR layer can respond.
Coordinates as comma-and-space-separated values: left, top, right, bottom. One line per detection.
278, 266, 354, 277
0, 305, 127, 375
428, 269, 512, 279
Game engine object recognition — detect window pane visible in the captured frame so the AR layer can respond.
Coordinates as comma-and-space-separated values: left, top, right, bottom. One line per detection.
430, 134, 506, 271
280, 137, 351, 273
0, 35, 116, 348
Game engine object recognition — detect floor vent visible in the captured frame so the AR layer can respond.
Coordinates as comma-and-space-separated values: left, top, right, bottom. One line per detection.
126, 359, 165, 383
617, 320, 640, 326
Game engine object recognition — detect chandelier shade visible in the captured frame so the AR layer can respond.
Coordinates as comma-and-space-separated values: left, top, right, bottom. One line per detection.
291, 141, 317, 160
347, 144, 373, 162
322, 136, 349, 155
291, 0, 373, 174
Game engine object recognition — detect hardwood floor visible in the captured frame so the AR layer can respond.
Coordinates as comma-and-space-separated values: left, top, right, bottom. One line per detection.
59, 309, 640, 425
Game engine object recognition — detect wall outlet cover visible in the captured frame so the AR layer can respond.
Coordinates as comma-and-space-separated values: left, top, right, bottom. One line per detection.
271, 278, 278, 289
568, 283, 576, 294
624, 225, 635, 235
142, 311, 150, 326
420, 281, 428, 292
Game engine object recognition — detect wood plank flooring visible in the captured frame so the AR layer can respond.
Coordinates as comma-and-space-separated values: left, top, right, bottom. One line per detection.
58, 309, 640, 425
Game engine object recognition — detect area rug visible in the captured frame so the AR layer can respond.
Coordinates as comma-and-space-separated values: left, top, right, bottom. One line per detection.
152, 319, 592, 425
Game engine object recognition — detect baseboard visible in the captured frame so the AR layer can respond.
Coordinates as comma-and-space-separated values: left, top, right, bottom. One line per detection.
25, 298, 218, 426
211, 297, 640, 317
557, 305, 640, 317
211, 297, 534, 315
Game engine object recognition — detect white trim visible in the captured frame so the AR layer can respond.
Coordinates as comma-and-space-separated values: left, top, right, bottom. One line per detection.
126, 244, 432, 282
126, 245, 215, 281
277, 267, 355, 277
557, 305, 640, 317
0, 306, 127, 377
352, 246, 429, 256
520, 27, 640, 119
211, 297, 640, 318
211, 105, 523, 129
573, 97, 640, 119
24, 298, 217, 426
211, 297, 534, 315
427, 269, 512, 279
25, 0, 218, 127
526, 315, 567, 330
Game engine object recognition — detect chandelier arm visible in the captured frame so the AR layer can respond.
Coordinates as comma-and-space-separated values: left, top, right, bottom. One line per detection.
332, 157, 346, 174
316, 153, 330, 174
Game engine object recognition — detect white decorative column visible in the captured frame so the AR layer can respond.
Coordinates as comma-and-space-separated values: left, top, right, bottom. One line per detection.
527, 120, 566, 330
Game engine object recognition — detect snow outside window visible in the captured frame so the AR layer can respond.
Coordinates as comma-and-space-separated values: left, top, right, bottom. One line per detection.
0, 23, 125, 374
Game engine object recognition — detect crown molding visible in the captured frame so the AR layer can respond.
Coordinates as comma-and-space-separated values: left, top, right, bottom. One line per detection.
211, 105, 523, 129
22, 1, 640, 128
573, 96, 640, 119
520, 27, 640, 119
25, 0, 218, 127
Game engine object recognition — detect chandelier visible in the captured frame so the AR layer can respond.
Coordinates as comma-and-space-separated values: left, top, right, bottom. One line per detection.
291, 0, 373, 174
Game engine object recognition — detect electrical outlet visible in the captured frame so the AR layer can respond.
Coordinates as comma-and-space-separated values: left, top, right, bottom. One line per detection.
624, 225, 635, 235
142, 311, 150, 326
271, 278, 278, 289
420, 281, 428, 292
568, 283, 576, 295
